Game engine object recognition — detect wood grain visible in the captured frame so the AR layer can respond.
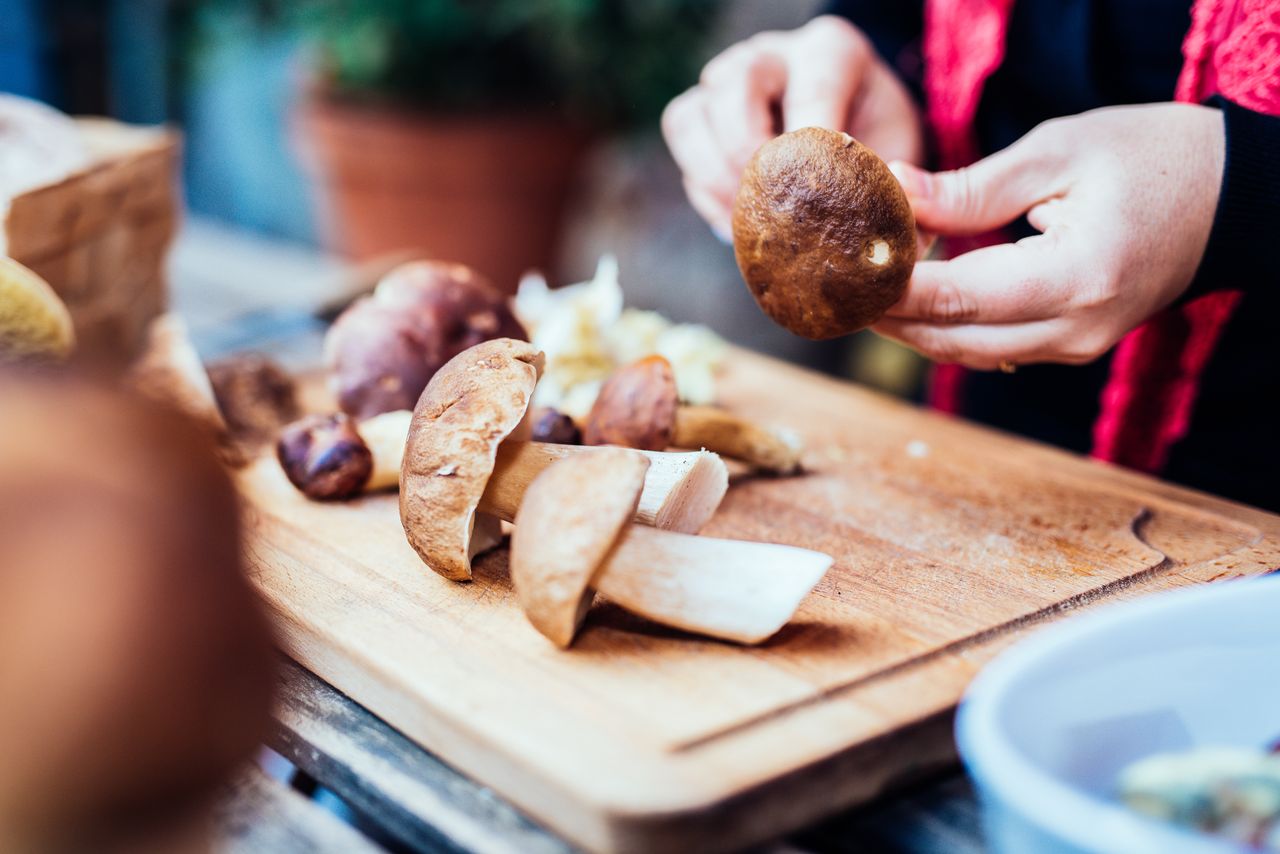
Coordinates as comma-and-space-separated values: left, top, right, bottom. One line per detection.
238, 349, 1280, 853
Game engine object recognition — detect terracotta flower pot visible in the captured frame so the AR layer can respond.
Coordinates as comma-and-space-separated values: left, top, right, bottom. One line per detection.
295, 95, 590, 292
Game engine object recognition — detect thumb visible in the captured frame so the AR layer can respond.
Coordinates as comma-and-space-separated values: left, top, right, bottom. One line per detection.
889, 144, 1054, 237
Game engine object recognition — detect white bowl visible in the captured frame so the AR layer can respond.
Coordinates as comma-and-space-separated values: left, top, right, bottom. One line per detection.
957, 576, 1280, 854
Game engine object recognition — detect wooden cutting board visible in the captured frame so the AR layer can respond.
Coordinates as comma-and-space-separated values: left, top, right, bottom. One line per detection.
239, 350, 1280, 853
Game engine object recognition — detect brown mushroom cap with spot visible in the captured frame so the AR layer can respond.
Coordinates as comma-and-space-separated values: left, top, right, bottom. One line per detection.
583, 354, 677, 450
511, 449, 649, 647
732, 127, 917, 339
400, 337, 543, 581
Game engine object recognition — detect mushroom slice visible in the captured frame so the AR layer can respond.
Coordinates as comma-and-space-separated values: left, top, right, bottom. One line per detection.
511, 448, 649, 647
400, 338, 544, 581
593, 527, 831, 644
511, 454, 833, 647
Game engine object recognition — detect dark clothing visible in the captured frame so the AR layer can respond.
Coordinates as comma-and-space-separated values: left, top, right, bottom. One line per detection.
830, 0, 1280, 511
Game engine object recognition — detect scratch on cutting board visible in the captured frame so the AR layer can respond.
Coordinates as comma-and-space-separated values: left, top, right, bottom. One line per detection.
672, 508, 1182, 754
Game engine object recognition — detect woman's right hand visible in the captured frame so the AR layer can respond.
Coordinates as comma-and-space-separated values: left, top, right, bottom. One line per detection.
662, 15, 925, 239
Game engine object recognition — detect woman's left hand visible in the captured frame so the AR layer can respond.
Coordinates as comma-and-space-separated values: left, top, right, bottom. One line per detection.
877, 103, 1225, 370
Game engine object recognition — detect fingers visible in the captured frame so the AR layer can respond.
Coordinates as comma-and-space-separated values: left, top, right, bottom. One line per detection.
873, 317, 1095, 370
884, 238, 1069, 324
888, 131, 1066, 236
703, 46, 788, 174
662, 89, 742, 235
781, 17, 867, 133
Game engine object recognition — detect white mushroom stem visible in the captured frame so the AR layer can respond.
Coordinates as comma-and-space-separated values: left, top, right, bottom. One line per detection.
671, 406, 804, 474
591, 526, 831, 644
356, 409, 413, 491
352, 413, 727, 533
482, 441, 726, 533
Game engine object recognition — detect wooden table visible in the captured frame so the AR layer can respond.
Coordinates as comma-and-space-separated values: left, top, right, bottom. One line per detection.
177, 221, 987, 852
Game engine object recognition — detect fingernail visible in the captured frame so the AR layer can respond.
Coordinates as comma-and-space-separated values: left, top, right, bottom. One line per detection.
889, 161, 929, 201
712, 223, 733, 245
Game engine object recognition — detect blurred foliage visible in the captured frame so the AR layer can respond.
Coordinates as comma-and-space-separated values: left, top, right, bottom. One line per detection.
178, 0, 722, 130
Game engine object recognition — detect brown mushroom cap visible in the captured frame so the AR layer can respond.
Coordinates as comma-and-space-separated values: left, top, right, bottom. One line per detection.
276, 413, 373, 501
511, 449, 650, 647
325, 260, 527, 419
400, 338, 544, 581
583, 355, 679, 451
732, 127, 917, 339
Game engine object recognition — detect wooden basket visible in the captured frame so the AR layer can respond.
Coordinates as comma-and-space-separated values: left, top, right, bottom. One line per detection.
2, 118, 180, 368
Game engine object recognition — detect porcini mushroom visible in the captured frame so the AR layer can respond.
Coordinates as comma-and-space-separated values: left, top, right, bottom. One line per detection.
325, 260, 527, 419
584, 354, 803, 473
276, 409, 411, 500
399, 339, 730, 581
511, 451, 832, 648
277, 406, 724, 532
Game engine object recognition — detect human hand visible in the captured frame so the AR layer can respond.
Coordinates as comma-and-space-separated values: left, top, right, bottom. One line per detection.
662, 15, 924, 238
876, 103, 1225, 370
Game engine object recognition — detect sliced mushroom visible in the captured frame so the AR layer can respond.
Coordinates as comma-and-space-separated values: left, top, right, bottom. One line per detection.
510, 448, 649, 647
399, 339, 731, 581
512, 452, 832, 647
584, 355, 803, 473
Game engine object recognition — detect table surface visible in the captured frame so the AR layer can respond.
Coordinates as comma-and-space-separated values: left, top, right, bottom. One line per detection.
179, 220, 985, 853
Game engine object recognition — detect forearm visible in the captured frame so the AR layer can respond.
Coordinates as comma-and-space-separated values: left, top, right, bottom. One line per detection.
1184, 96, 1280, 300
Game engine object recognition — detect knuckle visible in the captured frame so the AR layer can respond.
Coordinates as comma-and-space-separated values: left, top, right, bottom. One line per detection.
661, 91, 699, 136
1061, 328, 1112, 363
804, 14, 861, 46
924, 281, 979, 323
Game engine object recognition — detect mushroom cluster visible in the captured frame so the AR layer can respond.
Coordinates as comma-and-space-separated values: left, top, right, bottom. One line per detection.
395, 338, 832, 647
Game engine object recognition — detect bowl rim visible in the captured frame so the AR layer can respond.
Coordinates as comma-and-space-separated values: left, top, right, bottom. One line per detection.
956, 575, 1279, 854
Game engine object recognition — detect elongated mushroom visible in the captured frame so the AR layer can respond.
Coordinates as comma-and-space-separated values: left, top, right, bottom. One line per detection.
398, 339, 729, 581
276, 409, 411, 500
278, 407, 724, 527
512, 451, 832, 648
584, 355, 803, 473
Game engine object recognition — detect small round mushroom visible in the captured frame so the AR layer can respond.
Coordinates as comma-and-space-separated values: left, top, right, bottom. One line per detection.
207, 352, 299, 453
276, 409, 412, 500
276, 413, 373, 501
324, 260, 527, 419
529, 407, 581, 445
511, 452, 834, 648
584, 355, 803, 473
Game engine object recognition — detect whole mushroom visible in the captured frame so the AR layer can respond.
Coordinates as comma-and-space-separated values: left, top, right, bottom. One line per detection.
511, 450, 832, 648
584, 354, 803, 473
325, 260, 527, 419
732, 127, 917, 339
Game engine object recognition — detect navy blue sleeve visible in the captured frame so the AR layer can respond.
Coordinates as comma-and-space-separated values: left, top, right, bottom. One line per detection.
1186, 96, 1280, 300
825, 1, 925, 103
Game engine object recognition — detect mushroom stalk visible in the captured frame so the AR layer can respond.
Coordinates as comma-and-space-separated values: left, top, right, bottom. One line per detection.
482, 441, 726, 533
671, 406, 802, 475
510, 449, 832, 648
591, 525, 831, 644
584, 355, 803, 473
279, 410, 727, 533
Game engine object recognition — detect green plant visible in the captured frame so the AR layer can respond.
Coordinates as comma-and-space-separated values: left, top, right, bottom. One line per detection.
183, 0, 722, 130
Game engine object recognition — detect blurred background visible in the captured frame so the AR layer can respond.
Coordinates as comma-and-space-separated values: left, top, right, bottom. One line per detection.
0, 0, 924, 397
